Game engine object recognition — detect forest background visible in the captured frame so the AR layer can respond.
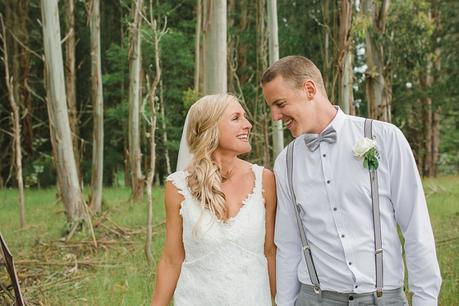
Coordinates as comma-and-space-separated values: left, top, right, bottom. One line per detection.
0, 0, 458, 305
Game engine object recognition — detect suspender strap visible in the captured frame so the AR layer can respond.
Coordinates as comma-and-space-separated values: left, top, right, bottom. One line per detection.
364, 119, 384, 297
286, 141, 321, 294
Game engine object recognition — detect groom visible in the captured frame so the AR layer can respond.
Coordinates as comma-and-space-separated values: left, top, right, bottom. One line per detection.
262, 56, 441, 306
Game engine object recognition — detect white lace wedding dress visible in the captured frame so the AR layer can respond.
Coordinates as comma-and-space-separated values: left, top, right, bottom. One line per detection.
167, 164, 272, 306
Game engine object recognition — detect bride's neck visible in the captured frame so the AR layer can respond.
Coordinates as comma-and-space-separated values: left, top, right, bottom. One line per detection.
213, 153, 239, 176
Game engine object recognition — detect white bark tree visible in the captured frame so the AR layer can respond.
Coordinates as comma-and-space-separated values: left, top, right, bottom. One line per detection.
64, 0, 81, 179
128, 0, 145, 201
143, 2, 166, 262
159, 80, 171, 175
362, 0, 391, 122
89, 0, 104, 213
202, 0, 227, 94
41, 0, 85, 225
267, 0, 284, 158
337, 0, 355, 115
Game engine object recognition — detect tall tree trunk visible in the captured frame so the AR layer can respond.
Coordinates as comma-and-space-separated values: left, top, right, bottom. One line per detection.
421, 57, 433, 177
159, 80, 171, 175
128, 0, 145, 201
203, 0, 227, 94
430, 0, 441, 177
144, 9, 162, 264
194, 0, 202, 93
1, 16, 26, 228
64, 0, 81, 179
267, 0, 284, 158
41, 0, 85, 225
89, 0, 104, 213
431, 108, 440, 176
5, 0, 32, 154
256, 0, 270, 167
227, 0, 236, 93
336, 0, 355, 115
322, 0, 331, 92
362, 0, 391, 122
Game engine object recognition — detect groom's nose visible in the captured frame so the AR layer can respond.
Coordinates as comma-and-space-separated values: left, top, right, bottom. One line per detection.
271, 108, 282, 121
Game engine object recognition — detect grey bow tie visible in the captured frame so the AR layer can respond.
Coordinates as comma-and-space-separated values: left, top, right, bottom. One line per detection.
303, 126, 337, 152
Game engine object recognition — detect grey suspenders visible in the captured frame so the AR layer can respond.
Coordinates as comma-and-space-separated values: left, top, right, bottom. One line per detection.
365, 119, 384, 297
286, 118, 383, 296
286, 140, 321, 294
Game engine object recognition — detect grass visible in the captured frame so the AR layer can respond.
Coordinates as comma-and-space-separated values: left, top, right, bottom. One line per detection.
0, 187, 166, 305
0, 177, 458, 305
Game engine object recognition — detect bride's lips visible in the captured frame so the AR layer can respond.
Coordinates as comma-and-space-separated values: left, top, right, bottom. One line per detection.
236, 133, 249, 142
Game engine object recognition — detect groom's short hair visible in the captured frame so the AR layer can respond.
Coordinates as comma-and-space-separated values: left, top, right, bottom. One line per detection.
261, 55, 327, 95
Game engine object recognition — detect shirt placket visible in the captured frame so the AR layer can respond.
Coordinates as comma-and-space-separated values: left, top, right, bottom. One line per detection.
319, 142, 358, 289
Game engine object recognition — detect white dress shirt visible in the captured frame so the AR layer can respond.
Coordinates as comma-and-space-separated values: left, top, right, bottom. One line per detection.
274, 108, 442, 306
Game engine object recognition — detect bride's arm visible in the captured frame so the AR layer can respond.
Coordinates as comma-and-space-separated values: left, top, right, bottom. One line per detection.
151, 181, 185, 306
263, 169, 277, 299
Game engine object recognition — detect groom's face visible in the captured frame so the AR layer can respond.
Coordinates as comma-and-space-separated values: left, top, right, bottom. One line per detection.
263, 76, 313, 137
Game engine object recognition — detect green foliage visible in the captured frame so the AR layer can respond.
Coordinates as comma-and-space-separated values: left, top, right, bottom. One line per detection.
1, 0, 458, 189
182, 88, 200, 109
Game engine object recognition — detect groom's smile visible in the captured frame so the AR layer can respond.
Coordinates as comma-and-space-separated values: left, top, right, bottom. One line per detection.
262, 75, 313, 137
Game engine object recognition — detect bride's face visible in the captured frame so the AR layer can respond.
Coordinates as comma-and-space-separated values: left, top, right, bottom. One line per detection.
216, 100, 252, 156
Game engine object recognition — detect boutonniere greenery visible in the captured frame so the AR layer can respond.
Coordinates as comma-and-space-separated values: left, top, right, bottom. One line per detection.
353, 137, 380, 171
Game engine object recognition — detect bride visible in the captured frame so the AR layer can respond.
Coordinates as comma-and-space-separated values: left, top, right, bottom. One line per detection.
151, 94, 276, 306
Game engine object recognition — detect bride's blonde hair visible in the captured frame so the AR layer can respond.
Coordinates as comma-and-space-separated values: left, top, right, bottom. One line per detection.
186, 93, 237, 221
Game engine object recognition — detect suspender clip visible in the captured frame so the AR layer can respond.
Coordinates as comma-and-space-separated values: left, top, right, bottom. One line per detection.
376, 289, 383, 297
302, 245, 310, 251
375, 248, 383, 254
313, 285, 321, 295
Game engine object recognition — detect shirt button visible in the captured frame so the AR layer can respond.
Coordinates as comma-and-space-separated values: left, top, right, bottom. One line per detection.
333, 207, 337, 211
348, 262, 352, 265
355, 285, 358, 289
322, 154, 326, 157
326, 180, 331, 184
341, 234, 345, 238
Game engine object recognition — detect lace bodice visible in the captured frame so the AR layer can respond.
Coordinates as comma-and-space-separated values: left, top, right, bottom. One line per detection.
167, 164, 271, 306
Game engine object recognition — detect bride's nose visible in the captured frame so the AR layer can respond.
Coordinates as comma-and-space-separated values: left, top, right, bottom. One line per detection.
243, 117, 252, 130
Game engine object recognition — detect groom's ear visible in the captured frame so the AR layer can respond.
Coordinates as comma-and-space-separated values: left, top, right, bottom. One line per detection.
302, 79, 317, 99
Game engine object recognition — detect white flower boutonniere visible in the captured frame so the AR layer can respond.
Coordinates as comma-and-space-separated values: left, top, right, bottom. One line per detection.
353, 137, 380, 171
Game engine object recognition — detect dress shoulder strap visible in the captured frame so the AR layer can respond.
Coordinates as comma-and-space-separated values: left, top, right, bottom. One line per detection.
166, 171, 192, 199
252, 164, 264, 195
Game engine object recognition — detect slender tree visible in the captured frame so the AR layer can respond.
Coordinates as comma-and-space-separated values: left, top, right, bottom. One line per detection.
1, 15, 26, 228
267, 0, 284, 158
159, 80, 171, 175
128, 0, 145, 201
336, 0, 355, 115
194, 0, 202, 93
64, 0, 81, 178
4, 0, 32, 154
143, 1, 166, 263
89, 0, 104, 213
41, 0, 85, 225
202, 0, 227, 94
362, 0, 392, 122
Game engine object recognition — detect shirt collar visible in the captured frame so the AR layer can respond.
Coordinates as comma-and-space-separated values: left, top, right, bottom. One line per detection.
303, 106, 346, 137
325, 106, 346, 134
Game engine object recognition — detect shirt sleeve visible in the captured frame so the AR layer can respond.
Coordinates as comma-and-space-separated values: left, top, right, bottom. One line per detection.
387, 126, 442, 306
274, 149, 303, 306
